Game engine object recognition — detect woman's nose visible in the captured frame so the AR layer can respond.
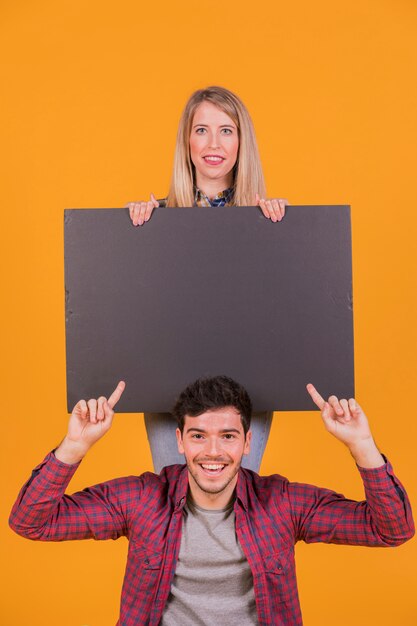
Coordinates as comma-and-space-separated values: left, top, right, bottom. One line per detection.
208, 131, 220, 148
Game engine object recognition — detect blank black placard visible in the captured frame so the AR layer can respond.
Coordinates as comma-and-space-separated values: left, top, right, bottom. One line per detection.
64, 206, 354, 412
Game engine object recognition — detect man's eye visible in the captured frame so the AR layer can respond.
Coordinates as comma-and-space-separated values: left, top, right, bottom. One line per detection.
192, 434, 204, 439
223, 434, 235, 440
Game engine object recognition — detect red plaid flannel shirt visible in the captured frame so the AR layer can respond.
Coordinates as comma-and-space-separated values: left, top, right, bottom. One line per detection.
9, 452, 414, 625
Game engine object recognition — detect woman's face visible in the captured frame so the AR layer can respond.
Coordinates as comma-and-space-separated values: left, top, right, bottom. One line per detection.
189, 101, 239, 193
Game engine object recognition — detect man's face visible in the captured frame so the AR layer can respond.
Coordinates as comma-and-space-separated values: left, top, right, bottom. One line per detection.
176, 407, 251, 506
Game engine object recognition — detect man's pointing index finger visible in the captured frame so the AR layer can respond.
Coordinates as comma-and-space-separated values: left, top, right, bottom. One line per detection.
107, 381, 126, 409
306, 383, 325, 410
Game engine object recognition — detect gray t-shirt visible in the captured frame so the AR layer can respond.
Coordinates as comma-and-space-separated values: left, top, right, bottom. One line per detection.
161, 496, 258, 625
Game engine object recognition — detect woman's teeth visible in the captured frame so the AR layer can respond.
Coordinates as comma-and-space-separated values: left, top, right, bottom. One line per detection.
204, 156, 223, 163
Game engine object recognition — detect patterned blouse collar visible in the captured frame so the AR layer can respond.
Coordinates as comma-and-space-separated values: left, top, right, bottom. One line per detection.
194, 186, 234, 207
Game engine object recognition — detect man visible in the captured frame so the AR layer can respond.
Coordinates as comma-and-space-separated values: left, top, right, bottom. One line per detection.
9, 376, 414, 625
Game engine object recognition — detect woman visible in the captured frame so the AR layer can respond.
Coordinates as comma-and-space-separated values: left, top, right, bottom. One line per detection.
126, 86, 288, 473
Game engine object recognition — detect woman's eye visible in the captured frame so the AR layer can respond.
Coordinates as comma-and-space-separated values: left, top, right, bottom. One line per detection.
221, 128, 233, 135
195, 128, 206, 134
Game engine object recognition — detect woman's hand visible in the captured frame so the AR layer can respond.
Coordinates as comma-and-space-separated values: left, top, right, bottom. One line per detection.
255, 194, 288, 222
126, 194, 159, 226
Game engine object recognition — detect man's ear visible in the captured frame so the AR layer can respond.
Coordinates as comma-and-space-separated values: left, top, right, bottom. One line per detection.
176, 428, 185, 454
243, 429, 252, 456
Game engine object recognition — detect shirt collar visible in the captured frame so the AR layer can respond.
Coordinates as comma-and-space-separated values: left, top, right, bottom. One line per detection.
194, 187, 234, 207
236, 468, 250, 511
172, 465, 189, 510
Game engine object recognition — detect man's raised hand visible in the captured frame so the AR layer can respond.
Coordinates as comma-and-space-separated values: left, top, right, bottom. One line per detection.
55, 381, 126, 465
306, 383, 384, 468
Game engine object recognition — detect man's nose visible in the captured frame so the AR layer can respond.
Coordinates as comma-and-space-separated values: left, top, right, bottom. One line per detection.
206, 436, 222, 457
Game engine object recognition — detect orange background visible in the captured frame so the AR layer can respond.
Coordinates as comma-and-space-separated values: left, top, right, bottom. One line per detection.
1, 1, 416, 624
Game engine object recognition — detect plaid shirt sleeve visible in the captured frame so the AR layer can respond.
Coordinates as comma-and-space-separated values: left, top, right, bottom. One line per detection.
287, 457, 414, 546
9, 451, 142, 541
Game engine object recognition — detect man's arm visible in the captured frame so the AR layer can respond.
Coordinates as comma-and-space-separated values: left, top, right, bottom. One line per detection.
9, 382, 133, 542
287, 385, 414, 547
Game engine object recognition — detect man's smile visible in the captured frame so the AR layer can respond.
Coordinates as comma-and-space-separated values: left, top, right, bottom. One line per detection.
198, 462, 227, 476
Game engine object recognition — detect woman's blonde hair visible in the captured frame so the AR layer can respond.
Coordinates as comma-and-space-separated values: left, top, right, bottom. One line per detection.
166, 86, 266, 207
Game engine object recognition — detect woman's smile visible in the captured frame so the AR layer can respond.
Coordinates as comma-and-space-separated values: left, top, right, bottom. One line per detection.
202, 154, 226, 165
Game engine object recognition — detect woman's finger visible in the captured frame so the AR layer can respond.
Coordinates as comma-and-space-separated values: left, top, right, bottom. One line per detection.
144, 201, 155, 222
258, 197, 270, 218
132, 203, 142, 226
136, 202, 147, 226
127, 195, 159, 226
271, 199, 283, 221
265, 200, 277, 222
279, 198, 287, 218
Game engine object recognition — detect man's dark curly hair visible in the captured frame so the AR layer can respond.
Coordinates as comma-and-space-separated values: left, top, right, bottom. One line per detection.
172, 375, 252, 435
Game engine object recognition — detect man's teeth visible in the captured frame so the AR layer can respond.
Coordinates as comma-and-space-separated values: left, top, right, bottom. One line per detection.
201, 464, 225, 470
